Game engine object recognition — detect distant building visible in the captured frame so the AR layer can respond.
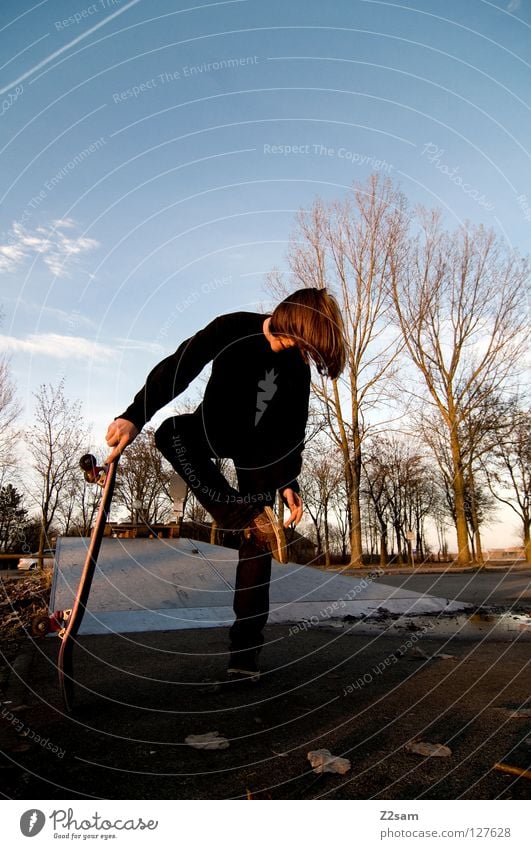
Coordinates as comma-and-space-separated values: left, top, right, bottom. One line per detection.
104, 519, 319, 565
484, 547, 525, 561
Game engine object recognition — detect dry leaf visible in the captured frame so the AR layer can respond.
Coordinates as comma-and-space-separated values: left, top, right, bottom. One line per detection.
185, 731, 229, 750
307, 749, 351, 774
405, 740, 452, 758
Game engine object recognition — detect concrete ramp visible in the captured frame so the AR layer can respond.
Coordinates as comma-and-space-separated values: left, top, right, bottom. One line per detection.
50, 536, 469, 636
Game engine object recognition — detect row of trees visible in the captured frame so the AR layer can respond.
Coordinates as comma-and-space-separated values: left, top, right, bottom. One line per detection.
294, 414, 528, 568
0, 369, 176, 555
0, 175, 529, 566
268, 174, 529, 565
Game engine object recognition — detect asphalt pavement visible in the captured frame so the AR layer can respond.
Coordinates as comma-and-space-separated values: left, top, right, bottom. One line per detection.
1, 566, 529, 800
1, 623, 529, 800
373, 571, 531, 607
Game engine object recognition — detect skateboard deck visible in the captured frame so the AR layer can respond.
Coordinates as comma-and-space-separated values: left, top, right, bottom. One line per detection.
57, 455, 118, 712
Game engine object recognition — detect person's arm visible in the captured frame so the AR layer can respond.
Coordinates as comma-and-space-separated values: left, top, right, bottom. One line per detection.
106, 313, 236, 461
281, 487, 304, 528
117, 314, 235, 430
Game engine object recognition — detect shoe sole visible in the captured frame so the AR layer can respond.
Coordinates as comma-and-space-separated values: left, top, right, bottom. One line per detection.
243, 506, 288, 564
262, 506, 288, 564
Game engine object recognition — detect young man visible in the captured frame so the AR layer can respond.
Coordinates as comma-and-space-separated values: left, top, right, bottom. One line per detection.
105, 287, 346, 680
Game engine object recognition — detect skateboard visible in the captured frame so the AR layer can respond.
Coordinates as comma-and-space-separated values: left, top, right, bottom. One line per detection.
57, 454, 118, 712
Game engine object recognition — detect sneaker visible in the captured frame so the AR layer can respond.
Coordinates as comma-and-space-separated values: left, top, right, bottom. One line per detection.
243, 506, 288, 564
226, 647, 261, 682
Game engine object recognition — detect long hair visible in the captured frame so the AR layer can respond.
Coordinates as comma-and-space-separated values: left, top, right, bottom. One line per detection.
269, 288, 347, 379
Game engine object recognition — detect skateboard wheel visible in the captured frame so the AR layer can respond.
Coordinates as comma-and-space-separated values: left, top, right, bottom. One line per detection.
80, 453, 97, 472
31, 613, 51, 637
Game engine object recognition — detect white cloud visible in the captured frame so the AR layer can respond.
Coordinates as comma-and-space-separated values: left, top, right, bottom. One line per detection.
0, 242, 26, 267
0, 219, 98, 277
507, 0, 521, 11
36, 304, 98, 330
0, 297, 99, 331
0, 332, 114, 362
51, 218, 76, 229
115, 338, 165, 354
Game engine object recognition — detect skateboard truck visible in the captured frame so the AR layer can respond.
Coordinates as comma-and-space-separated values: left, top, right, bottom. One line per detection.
80, 453, 108, 487
31, 609, 72, 638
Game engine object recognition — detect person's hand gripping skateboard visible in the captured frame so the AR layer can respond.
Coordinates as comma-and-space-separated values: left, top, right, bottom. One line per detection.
281, 487, 303, 528
105, 418, 139, 463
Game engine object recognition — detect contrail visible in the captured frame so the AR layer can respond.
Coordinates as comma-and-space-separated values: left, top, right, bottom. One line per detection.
0, 0, 143, 95
0, 33, 50, 74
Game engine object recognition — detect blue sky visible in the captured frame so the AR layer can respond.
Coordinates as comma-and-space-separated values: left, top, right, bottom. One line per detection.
0, 0, 529, 543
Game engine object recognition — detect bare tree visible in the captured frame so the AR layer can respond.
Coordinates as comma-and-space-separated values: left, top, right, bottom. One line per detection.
362, 435, 435, 565
0, 356, 21, 478
330, 474, 350, 562
421, 409, 497, 562
268, 174, 408, 565
298, 437, 343, 566
458, 399, 504, 563
391, 214, 528, 565
27, 380, 87, 554
483, 401, 531, 563
115, 428, 174, 525
56, 459, 103, 536
67, 481, 102, 536
432, 495, 450, 561
462, 473, 496, 560
361, 447, 392, 566
55, 465, 83, 536
297, 467, 325, 561
0, 309, 20, 478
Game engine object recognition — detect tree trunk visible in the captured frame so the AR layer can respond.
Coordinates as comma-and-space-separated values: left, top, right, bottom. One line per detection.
469, 528, 476, 560
474, 529, 484, 564
449, 426, 471, 565
38, 523, 46, 560
306, 508, 322, 561
349, 480, 363, 566
349, 428, 363, 567
393, 523, 403, 565
467, 465, 484, 566
524, 519, 531, 565
416, 529, 423, 560
323, 504, 331, 568
379, 527, 388, 567
333, 379, 363, 567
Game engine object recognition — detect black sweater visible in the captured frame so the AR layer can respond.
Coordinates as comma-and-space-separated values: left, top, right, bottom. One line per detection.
117, 312, 311, 493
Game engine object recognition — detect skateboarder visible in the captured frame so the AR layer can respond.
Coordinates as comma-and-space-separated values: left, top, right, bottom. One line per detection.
105, 287, 346, 680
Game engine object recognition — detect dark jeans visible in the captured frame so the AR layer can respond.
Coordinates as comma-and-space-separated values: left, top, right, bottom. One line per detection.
155, 414, 277, 653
